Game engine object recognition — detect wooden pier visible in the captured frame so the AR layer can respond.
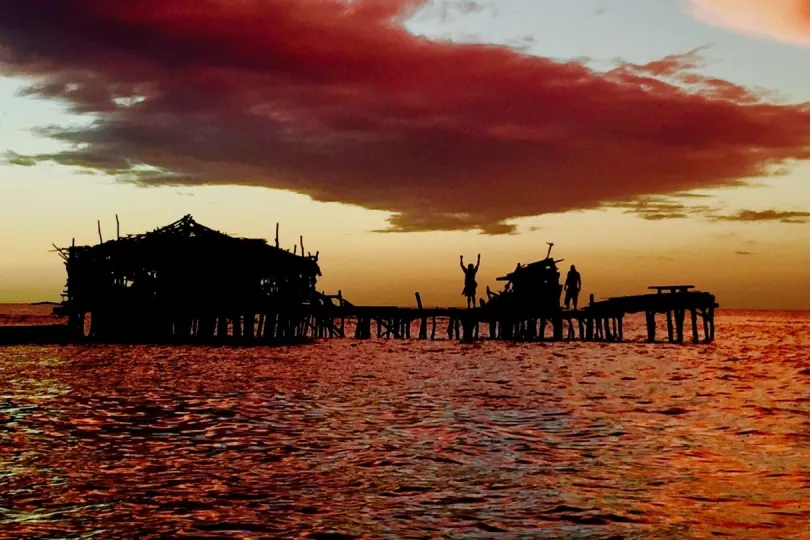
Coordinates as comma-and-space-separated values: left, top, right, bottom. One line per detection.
291, 285, 718, 345
2, 215, 718, 347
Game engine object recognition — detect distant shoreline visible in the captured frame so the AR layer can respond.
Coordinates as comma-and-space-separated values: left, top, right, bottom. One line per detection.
30, 301, 60, 306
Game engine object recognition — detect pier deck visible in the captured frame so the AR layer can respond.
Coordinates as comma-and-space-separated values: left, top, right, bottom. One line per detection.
1, 286, 717, 346
318, 285, 718, 344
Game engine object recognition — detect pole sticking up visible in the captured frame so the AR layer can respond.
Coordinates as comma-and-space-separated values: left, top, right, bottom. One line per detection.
115, 214, 120, 240
97, 220, 103, 244
300, 236, 305, 257
275, 223, 280, 248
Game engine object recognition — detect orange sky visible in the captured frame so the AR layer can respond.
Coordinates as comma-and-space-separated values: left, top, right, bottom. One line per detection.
2, 171, 809, 309
1, 0, 809, 309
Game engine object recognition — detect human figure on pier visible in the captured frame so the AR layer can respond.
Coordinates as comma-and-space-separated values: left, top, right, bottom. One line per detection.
564, 265, 581, 309
460, 254, 481, 309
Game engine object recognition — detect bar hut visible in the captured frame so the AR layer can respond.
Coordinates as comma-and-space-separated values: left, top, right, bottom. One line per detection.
487, 245, 563, 313
54, 215, 322, 343
478, 244, 566, 340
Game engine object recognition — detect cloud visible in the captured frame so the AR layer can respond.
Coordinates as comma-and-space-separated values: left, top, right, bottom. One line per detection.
689, 0, 810, 46
735, 251, 754, 256
2, 1, 810, 234
711, 209, 810, 224
4, 151, 37, 166
603, 194, 718, 221
606, 196, 810, 226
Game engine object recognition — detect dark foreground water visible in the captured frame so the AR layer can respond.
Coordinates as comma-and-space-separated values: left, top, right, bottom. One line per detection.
1, 309, 809, 538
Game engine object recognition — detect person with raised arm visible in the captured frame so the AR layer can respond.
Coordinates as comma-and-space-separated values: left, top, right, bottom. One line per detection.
460, 254, 481, 309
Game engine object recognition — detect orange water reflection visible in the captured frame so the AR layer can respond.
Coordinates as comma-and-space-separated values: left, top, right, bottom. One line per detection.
1, 311, 809, 537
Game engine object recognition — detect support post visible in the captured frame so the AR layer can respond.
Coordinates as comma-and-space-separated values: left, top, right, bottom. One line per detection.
461, 315, 475, 341
415, 292, 428, 339
232, 315, 242, 339
245, 313, 255, 340
702, 308, 710, 343
552, 316, 563, 341
690, 308, 698, 344
217, 317, 228, 339
338, 290, 345, 337
675, 309, 685, 344
645, 311, 656, 343
666, 311, 674, 343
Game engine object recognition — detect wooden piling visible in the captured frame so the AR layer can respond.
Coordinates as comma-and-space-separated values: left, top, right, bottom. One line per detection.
666, 311, 674, 343
690, 308, 699, 343
416, 293, 428, 339
552, 317, 563, 341
675, 309, 685, 344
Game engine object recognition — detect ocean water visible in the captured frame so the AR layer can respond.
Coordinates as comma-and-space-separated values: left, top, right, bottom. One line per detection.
1, 307, 809, 538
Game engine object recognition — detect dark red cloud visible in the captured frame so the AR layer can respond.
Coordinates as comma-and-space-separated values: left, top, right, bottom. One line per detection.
2, 0, 810, 233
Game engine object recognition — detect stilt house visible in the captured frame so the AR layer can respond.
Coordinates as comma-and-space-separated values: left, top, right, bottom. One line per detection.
55, 215, 322, 342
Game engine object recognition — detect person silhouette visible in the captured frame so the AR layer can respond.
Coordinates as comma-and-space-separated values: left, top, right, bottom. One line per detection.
564, 265, 581, 309
460, 254, 481, 309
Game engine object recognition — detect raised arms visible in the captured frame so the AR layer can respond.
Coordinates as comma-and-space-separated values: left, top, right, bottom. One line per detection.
460, 254, 481, 273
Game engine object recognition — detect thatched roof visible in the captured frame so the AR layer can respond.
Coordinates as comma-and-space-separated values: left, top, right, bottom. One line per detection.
64, 215, 320, 277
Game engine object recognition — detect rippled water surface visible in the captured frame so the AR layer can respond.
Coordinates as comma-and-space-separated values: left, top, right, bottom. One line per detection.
1, 310, 809, 538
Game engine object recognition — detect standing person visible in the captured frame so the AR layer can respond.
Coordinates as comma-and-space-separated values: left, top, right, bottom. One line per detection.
460, 254, 481, 309
564, 265, 582, 309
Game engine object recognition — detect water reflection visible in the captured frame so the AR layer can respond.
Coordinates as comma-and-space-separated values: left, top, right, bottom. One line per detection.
1, 312, 809, 537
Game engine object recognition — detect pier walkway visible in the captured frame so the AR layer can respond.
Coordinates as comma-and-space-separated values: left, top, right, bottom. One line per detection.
314, 285, 718, 344
0, 286, 718, 347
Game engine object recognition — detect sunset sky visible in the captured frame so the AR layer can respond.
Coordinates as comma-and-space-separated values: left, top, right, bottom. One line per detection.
1, 0, 809, 309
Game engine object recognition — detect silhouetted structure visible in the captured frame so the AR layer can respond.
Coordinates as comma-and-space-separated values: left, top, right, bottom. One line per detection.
53, 215, 323, 342
333, 243, 718, 344
2, 229, 720, 346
